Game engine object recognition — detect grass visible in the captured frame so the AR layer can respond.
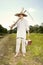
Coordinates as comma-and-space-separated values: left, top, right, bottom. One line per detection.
0, 33, 43, 65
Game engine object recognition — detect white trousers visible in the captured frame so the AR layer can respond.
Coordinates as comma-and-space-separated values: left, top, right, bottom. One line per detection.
16, 38, 26, 54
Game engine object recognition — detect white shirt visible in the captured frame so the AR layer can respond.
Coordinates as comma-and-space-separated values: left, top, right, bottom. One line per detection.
16, 18, 29, 39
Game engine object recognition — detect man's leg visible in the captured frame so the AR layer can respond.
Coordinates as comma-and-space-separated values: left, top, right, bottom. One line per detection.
15, 38, 21, 57
22, 39, 26, 56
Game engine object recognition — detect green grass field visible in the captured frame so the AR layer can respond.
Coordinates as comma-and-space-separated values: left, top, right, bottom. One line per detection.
0, 33, 43, 65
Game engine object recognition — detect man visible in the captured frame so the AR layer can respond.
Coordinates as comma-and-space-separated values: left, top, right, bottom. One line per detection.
10, 12, 29, 57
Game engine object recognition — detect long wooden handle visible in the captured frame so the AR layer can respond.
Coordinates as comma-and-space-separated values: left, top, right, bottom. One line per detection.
13, 18, 21, 26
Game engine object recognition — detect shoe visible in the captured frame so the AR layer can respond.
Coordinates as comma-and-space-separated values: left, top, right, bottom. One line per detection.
14, 53, 18, 57
23, 54, 25, 57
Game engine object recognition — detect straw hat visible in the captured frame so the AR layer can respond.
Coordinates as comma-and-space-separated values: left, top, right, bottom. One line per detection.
15, 12, 27, 17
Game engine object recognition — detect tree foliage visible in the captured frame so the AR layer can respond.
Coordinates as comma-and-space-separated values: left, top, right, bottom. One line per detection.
0, 25, 8, 35
29, 24, 43, 33
0, 23, 43, 35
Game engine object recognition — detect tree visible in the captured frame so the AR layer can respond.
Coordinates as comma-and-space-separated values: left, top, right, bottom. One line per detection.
29, 25, 34, 33
0, 24, 8, 35
39, 26, 43, 33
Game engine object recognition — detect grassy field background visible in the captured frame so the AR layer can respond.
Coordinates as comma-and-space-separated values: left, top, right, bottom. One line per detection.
0, 33, 43, 65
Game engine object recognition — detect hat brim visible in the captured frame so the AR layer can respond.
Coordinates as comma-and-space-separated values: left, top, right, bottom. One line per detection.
15, 13, 27, 17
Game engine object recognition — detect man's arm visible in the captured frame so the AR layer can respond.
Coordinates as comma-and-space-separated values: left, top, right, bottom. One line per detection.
9, 18, 21, 30
27, 30, 30, 39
